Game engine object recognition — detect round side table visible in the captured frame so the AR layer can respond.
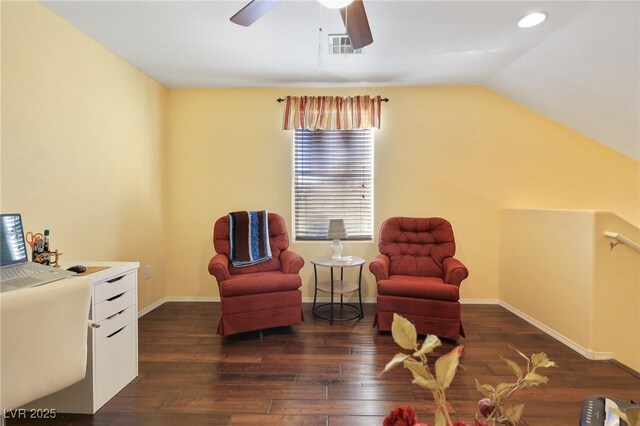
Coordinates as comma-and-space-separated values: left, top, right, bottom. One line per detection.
311, 256, 365, 325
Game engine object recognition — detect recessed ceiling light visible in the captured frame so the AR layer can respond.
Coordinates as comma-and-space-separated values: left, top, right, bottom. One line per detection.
518, 12, 548, 28
318, 0, 353, 9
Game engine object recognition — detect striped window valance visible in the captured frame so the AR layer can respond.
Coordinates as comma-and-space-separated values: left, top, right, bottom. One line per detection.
282, 95, 382, 131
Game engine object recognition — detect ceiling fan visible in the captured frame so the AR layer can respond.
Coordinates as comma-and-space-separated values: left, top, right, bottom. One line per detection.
230, 0, 373, 50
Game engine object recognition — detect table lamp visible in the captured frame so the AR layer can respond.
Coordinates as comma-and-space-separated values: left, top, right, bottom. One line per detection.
328, 219, 347, 259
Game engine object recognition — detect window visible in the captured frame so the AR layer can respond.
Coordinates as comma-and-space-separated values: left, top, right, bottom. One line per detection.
293, 129, 373, 241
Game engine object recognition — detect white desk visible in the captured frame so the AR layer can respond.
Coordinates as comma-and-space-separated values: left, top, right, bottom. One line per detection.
26, 261, 139, 414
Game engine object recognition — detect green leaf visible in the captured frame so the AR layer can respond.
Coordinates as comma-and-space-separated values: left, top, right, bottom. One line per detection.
625, 406, 640, 426
403, 358, 433, 382
510, 345, 531, 364
413, 334, 442, 358
523, 372, 548, 386
502, 356, 523, 380
391, 313, 418, 350
611, 407, 640, 426
495, 382, 517, 397
379, 353, 410, 376
503, 403, 525, 423
435, 345, 463, 390
475, 379, 495, 398
434, 408, 447, 426
531, 352, 556, 369
611, 408, 628, 423
412, 375, 439, 390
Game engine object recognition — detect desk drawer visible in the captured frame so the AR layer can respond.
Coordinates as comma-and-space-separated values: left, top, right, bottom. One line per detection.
94, 272, 136, 304
96, 305, 137, 338
95, 320, 137, 407
94, 288, 136, 323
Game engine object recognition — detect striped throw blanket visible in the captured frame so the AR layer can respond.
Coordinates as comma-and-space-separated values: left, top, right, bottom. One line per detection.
228, 210, 272, 267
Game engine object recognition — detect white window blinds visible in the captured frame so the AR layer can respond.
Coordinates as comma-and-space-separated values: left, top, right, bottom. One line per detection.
293, 129, 373, 241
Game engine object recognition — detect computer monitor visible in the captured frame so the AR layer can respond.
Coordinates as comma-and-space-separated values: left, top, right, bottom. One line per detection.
1, 213, 29, 267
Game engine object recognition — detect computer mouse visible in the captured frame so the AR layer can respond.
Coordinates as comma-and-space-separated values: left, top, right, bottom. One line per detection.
67, 265, 86, 274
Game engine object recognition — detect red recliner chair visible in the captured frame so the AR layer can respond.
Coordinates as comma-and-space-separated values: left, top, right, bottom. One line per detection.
208, 213, 304, 336
369, 217, 469, 340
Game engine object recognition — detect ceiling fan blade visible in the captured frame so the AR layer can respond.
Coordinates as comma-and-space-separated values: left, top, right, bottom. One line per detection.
230, 0, 280, 27
340, 0, 373, 49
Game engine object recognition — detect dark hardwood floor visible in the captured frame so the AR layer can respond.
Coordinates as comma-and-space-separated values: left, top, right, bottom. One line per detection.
9, 302, 639, 425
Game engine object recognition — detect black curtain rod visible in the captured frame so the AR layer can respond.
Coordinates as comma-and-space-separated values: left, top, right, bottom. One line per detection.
276, 97, 389, 103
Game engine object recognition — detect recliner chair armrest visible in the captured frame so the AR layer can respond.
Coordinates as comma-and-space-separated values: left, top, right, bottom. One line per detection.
369, 254, 390, 281
280, 249, 304, 275
443, 257, 469, 286
208, 253, 231, 282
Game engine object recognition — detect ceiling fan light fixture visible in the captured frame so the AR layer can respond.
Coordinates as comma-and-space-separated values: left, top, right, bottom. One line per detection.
518, 11, 548, 28
318, 0, 353, 9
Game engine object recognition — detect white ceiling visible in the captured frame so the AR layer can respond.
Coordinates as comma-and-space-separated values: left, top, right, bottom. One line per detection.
41, 0, 640, 160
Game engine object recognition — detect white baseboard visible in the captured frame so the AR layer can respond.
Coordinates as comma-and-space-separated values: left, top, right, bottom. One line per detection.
498, 300, 614, 361
164, 296, 221, 302
460, 298, 499, 304
136, 295, 614, 361
138, 296, 220, 318
302, 296, 377, 304
142, 296, 496, 310
138, 297, 168, 317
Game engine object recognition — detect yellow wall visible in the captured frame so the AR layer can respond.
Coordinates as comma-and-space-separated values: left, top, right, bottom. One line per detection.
499, 209, 596, 349
1, 2, 169, 311
166, 87, 639, 302
2, 3, 639, 350
499, 209, 640, 372
593, 212, 640, 371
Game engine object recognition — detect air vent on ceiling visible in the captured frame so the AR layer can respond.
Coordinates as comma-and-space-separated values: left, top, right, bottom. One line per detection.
328, 34, 363, 54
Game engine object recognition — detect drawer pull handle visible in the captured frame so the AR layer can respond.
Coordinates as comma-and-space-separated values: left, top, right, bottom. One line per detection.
107, 326, 126, 338
107, 275, 125, 284
106, 308, 127, 320
106, 292, 126, 302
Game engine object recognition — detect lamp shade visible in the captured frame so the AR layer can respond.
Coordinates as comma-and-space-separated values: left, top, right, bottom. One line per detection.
327, 219, 347, 240
318, 0, 353, 9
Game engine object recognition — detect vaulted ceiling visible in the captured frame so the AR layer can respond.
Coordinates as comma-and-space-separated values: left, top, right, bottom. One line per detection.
42, 0, 640, 160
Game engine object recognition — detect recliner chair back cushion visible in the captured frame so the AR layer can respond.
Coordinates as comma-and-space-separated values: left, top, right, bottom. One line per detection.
379, 217, 455, 277
214, 213, 289, 275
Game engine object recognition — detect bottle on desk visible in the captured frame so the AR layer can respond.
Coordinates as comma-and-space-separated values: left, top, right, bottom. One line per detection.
43, 229, 50, 253
33, 229, 51, 265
